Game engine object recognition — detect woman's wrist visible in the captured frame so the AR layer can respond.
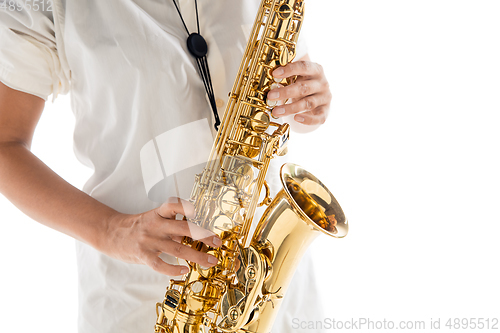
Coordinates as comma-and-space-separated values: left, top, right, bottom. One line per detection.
96, 210, 132, 258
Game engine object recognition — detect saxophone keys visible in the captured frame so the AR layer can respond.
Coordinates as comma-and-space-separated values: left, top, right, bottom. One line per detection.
249, 111, 270, 133
233, 163, 254, 190
220, 288, 246, 328
258, 181, 273, 207
279, 44, 290, 66
266, 83, 282, 108
218, 189, 241, 215
241, 135, 263, 159
196, 249, 222, 279
276, 3, 293, 20
191, 281, 204, 293
266, 98, 278, 108
185, 280, 220, 314
209, 215, 240, 235
272, 123, 290, 157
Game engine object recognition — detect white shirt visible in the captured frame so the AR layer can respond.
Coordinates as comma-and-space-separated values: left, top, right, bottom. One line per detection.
0, 1, 325, 332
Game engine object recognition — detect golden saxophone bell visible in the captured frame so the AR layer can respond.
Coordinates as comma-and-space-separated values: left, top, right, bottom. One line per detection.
243, 163, 347, 333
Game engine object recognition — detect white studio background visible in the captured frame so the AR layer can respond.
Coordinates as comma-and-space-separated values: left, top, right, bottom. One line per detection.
1, 1, 499, 332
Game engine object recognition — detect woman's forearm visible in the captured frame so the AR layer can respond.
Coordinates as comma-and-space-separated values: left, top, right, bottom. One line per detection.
0, 141, 222, 275
0, 83, 221, 275
0, 141, 118, 251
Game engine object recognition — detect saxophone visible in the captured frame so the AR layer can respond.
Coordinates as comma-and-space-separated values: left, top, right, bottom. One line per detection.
155, 1, 348, 332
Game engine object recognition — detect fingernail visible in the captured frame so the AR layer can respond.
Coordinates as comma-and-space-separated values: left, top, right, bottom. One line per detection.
268, 91, 279, 100
213, 236, 222, 247
267, 99, 278, 107
274, 107, 285, 115
180, 266, 189, 274
295, 116, 305, 123
208, 255, 218, 265
274, 68, 284, 76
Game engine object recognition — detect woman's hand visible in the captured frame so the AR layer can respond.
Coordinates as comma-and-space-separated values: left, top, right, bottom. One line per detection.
267, 58, 332, 127
0, 83, 220, 277
103, 197, 222, 276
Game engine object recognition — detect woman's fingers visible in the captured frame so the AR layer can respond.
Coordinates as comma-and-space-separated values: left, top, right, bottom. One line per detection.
144, 254, 189, 276
157, 197, 195, 219
272, 60, 324, 80
108, 197, 223, 275
290, 106, 329, 125
158, 239, 218, 266
268, 78, 324, 103
165, 220, 222, 247
266, 60, 331, 127
156, 198, 222, 248
142, 238, 219, 275
272, 90, 331, 118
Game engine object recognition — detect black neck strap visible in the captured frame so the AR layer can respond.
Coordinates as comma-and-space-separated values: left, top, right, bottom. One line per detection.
171, 0, 221, 131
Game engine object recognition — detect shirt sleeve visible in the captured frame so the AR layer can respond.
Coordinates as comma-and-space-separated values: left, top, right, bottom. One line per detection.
0, 1, 70, 101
